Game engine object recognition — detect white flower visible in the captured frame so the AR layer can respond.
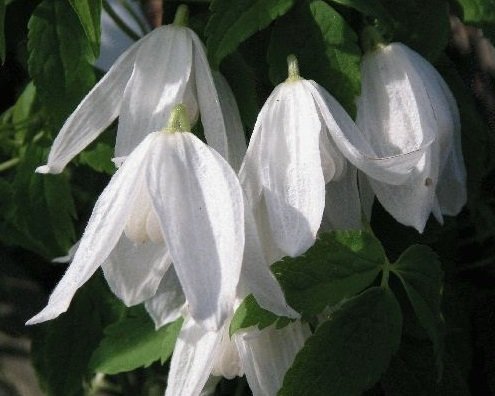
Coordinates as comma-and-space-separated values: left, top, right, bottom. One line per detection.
27, 105, 244, 331
356, 40, 467, 232
239, 55, 422, 260
153, 196, 302, 396
37, 5, 232, 174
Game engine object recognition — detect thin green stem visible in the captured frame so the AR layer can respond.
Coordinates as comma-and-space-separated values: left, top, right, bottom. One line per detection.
286, 54, 302, 82
103, 0, 141, 41
0, 157, 20, 172
173, 4, 189, 26
361, 26, 386, 53
381, 261, 390, 288
164, 104, 191, 133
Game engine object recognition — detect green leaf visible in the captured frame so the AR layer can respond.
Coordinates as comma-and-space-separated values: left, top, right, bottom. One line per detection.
68, 0, 102, 57
379, 0, 450, 61
280, 287, 402, 396
206, 0, 296, 68
89, 306, 183, 375
0, 0, 5, 63
455, 0, 495, 42
28, 0, 95, 128
79, 143, 115, 175
326, 0, 394, 27
231, 231, 384, 334
267, 0, 361, 116
391, 245, 444, 367
32, 276, 124, 396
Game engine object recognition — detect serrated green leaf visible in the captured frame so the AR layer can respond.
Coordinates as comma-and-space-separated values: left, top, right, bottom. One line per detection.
89, 306, 183, 375
327, 0, 394, 27
267, 0, 361, 116
79, 143, 115, 175
0, 0, 5, 63
455, 0, 495, 42
68, 0, 102, 57
231, 231, 384, 334
206, 0, 296, 68
32, 276, 124, 396
28, 0, 95, 128
392, 245, 444, 368
379, 0, 450, 61
280, 287, 402, 396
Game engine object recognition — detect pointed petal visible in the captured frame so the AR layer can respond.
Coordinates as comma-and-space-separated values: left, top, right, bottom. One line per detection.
368, 151, 437, 233
52, 240, 80, 263
147, 132, 244, 330
27, 134, 157, 325
115, 26, 192, 157
145, 266, 186, 329
213, 72, 247, 172
306, 80, 431, 185
36, 41, 140, 174
240, 194, 299, 318
321, 165, 362, 231
235, 321, 310, 396
260, 82, 325, 257
101, 235, 171, 306
211, 328, 242, 379
190, 31, 229, 160
165, 317, 223, 396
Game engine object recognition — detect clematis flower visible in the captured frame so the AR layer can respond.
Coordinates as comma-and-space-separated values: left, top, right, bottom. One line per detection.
27, 105, 245, 331
146, 193, 302, 396
239, 55, 424, 260
356, 31, 467, 232
37, 5, 233, 174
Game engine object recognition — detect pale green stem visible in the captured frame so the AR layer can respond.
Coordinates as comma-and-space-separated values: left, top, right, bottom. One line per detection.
0, 157, 20, 172
164, 104, 191, 133
173, 4, 189, 26
361, 26, 386, 53
286, 54, 302, 82
381, 260, 391, 288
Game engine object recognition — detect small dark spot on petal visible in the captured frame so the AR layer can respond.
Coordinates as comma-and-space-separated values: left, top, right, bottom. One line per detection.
425, 177, 433, 186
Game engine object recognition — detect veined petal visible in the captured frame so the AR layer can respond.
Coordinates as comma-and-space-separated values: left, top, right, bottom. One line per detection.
145, 266, 186, 329
306, 80, 431, 185
240, 194, 299, 318
260, 81, 325, 257
321, 165, 362, 231
189, 31, 229, 160
165, 317, 223, 396
213, 72, 247, 172
319, 126, 346, 183
146, 132, 244, 330
27, 133, 157, 325
36, 40, 140, 174
101, 234, 171, 306
211, 327, 242, 379
115, 26, 192, 157
235, 321, 310, 396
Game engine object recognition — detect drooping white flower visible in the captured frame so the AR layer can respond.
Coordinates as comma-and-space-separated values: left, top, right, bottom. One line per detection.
37, 5, 233, 174
356, 38, 467, 232
239, 55, 424, 260
151, 195, 302, 396
27, 105, 244, 331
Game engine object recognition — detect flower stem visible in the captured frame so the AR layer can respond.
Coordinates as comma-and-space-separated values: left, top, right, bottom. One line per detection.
380, 260, 391, 288
360, 26, 386, 53
173, 4, 189, 27
286, 54, 302, 82
165, 104, 191, 133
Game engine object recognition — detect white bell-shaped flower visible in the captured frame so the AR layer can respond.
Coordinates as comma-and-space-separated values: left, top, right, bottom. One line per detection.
27, 105, 244, 331
356, 33, 467, 232
239, 55, 427, 260
37, 5, 232, 174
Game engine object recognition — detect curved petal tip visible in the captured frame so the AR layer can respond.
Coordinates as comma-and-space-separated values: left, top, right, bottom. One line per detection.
35, 165, 62, 174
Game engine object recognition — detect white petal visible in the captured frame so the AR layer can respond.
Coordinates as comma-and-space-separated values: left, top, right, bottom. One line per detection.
101, 234, 171, 306
213, 72, 247, 172
36, 41, 140, 174
165, 317, 223, 396
190, 31, 229, 160
240, 194, 299, 318
368, 151, 437, 232
321, 165, 362, 231
319, 125, 346, 183
357, 171, 375, 221
306, 80, 431, 185
145, 266, 186, 329
115, 26, 192, 157
146, 132, 244, 330
51, 240, 80, 263
235, 321, 310, 396
259, 82, 326, 257
211, 327, 243, 379
27, 134, 157, 325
